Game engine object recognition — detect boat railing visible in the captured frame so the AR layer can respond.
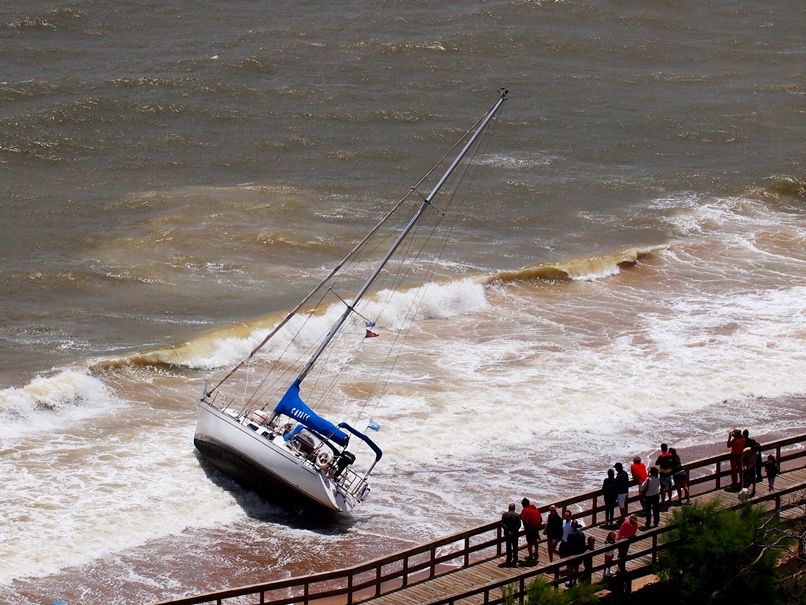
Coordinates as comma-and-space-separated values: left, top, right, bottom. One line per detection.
339, 466, 368, 496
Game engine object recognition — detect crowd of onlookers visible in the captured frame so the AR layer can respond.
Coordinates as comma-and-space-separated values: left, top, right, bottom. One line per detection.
499, 429, 781, 586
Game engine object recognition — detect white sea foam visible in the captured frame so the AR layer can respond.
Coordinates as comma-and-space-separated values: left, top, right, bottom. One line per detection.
0, 416, 249, 585
0, 370, 118, 437
179, 278, 488, 370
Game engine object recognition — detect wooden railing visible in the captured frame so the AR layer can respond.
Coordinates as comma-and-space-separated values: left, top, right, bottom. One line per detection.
154, 434, 806, 605
427, 479, 806, 605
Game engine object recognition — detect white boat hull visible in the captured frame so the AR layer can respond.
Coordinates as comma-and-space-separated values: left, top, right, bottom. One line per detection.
193, 403, 358, 513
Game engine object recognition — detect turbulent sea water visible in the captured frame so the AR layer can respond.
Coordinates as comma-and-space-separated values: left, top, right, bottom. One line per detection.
1, 1, 805, 603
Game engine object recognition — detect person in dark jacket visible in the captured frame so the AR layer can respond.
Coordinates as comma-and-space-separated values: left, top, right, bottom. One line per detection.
602, 468, 619, 528
613, 462, 630, 521
564, 521, 587, 586
543, 505, 563, 562
500, 503, 522, 567
743, 429, 763, 482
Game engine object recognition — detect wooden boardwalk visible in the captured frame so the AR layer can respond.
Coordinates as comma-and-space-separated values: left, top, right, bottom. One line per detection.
154, 434, 806, 605
364, 466, 806, 605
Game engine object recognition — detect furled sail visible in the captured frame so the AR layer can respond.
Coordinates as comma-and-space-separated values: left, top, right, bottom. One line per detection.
273, 381, 350, 447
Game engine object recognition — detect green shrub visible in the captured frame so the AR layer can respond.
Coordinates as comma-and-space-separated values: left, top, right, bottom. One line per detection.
656, 501, 786, 604
524, 576, 598, 605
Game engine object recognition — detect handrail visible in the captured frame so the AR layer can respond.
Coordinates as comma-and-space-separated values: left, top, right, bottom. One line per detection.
152, 432, 806, 605
426, 479, 806, 605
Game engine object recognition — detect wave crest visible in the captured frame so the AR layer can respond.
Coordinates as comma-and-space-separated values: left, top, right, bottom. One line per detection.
93, 279, 490, 372
485, 246, 663, 284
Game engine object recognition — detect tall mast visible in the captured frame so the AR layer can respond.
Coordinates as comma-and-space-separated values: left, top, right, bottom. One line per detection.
296, 89, 508, 384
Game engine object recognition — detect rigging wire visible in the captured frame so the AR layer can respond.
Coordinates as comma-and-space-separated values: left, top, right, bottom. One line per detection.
353, 111, 502, 423
213, 93, 506, 421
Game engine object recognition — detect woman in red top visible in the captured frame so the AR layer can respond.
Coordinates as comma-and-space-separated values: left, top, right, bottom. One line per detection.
727, 428, 746, 490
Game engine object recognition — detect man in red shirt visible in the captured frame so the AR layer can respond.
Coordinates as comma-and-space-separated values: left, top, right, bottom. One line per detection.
727, 428, 746, 491
630, 456, 649, 511
615, 514, 639, 574
520, 498, 543, 564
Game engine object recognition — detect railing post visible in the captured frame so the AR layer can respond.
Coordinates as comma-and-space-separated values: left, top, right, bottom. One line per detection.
592, 494, 598, 526
375, 563, 381, 596
519, 576, 525, 605
651, 534, 658, 564
402, 554, 409, 588
347, 572, 353, 605
716, 460, 721, 489
430, 545, 436, 578
496, 525, 502, 556
464, 535, 470, 567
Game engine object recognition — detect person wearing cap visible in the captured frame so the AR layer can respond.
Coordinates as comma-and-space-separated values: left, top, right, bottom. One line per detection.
613, 462, 630, 522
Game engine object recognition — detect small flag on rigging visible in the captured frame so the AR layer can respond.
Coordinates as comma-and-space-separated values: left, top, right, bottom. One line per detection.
365, 320, 379, 338
367, 419, 381, 432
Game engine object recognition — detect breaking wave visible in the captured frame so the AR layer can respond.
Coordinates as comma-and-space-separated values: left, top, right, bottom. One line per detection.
88, 244, 663, 374
485, 246, 663, 284
0, 370, 119, 436
95, 279, 490, 372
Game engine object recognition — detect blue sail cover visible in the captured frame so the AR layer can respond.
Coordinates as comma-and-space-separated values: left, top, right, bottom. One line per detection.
273, 381, 349, 447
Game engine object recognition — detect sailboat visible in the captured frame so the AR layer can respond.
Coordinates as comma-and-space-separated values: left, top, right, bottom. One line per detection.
193, 90, 508, 513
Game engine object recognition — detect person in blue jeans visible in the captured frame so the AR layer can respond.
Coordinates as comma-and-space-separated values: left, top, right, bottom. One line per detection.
640, 466, 662, 529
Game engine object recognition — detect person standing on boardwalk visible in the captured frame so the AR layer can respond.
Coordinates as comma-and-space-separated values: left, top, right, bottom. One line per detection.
559, 509, 574, 556
741, 446, 757, 496
655, 444, 674, 507
602, 531, 617, 578
763, 454, 779, 492
640, 466, 662, 529
543, 505, 563, 562
602, 468, 619, 529
613, 462, 630, 522
581, 535, 596, 584
615, 514, 639, 574
743, 429, 763, 482
500, 503, 522, 568
727, 428, 746, 491
564, 521, 586, 587
520, 498, 543, 565
630, 456, 649, 513
669, 447, 690, 505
